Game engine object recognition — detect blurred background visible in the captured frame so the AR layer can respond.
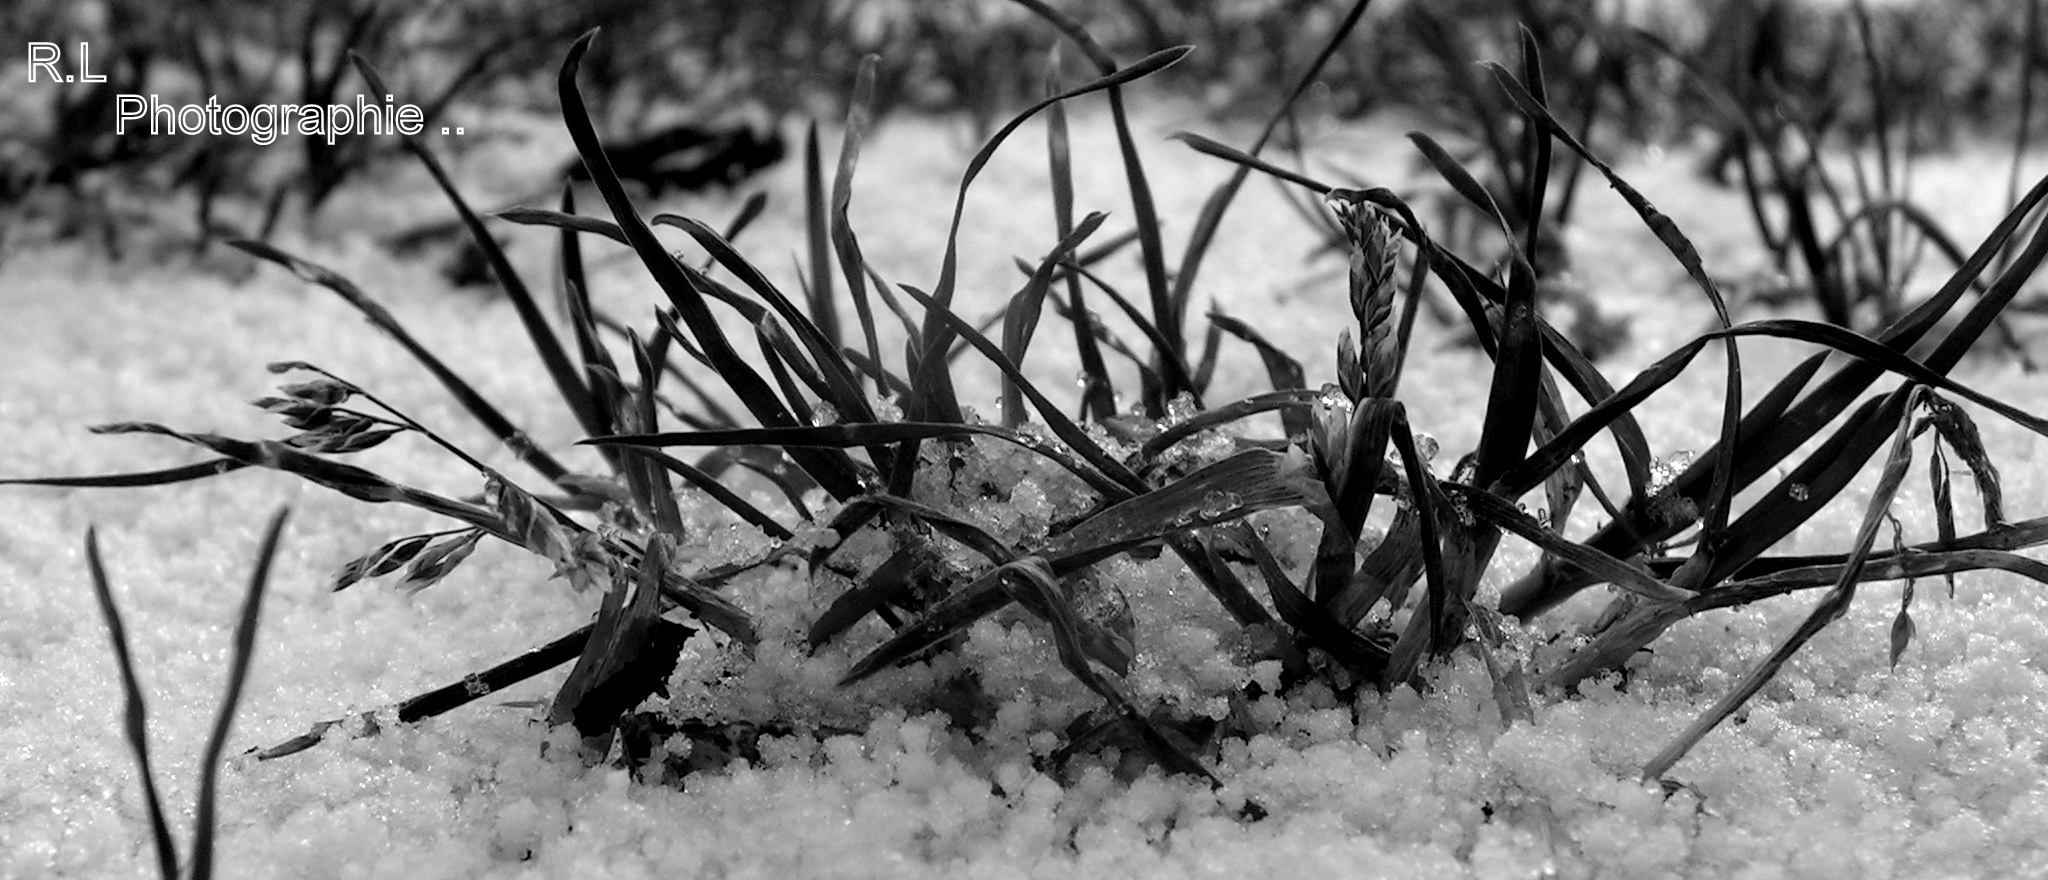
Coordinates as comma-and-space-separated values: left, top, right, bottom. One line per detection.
2, 0, 2041, 318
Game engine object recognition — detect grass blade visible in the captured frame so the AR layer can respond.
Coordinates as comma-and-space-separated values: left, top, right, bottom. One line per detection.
1641, 387, 1925, 781
2, 458, 251, 488
831, 57, 889, 401
252, 624, 596, 761
1043, 51, 1117, 422
557, 31, 863, 500
190, 507, 289, 879
613, 446, 793, 539
1485, 62, 1745, 539
896, 284, 1148, 496
1004, 212, 1109, 427
349, 54, 603, 450
84, 527, 182, 880
589, 420, 1122, 498
550, 533, 675, 754
228, 238, 574, 486
1472, 260, 1542, 490
1044, 449, 1325, 570
1166, 0, 1377, 321
804, 124, 839, 349
657, 214, 875, 425
909, 38, 1193, 423
1009, 0, 1185, 407
1444, 483, 1690, 603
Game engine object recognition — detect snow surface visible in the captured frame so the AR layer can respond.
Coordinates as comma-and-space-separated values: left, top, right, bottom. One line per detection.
4, 104, 2047, 879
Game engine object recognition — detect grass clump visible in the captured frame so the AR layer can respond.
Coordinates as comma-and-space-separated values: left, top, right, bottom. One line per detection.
11, 3, 2048, 865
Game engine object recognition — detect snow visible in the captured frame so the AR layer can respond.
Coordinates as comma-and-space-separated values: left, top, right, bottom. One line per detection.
4, 102, 2048, 878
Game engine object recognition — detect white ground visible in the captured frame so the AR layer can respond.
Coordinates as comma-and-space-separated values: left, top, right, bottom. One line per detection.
4, 101, 2048, 878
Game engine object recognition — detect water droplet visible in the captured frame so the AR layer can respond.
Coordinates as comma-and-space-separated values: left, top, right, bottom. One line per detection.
810, 401, 840, 427
1165, 392, 1199, 424
1649, 449, 1694, 494
1411, 432, 1439, 464
1198, 490, 1242, 519
1317, 384, 1353, 415
869, 393, 903, 423
1789, 483, 1810, 502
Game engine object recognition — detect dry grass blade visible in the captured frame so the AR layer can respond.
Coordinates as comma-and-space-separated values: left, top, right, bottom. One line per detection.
2, 458, 251, 488
252, 623, 596, 761
394, 530, 485, 594
550, 534, 673, 757
227, 238, 573, 485
1706, 546, 2048, 606
1924, 394, 2007, 527
330, 532, 438, 591
488, 473, 593, 580
85, 421, 500, 529
1386, 478, 1497, 683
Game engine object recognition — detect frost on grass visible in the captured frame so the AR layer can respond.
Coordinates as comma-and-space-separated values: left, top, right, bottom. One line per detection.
11, 117, 2048, 878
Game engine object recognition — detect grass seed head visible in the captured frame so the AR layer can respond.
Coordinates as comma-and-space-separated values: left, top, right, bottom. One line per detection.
1333, 199, 1399, 399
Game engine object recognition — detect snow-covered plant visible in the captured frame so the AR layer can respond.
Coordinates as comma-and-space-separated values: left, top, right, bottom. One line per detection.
12, 1, 2048, 847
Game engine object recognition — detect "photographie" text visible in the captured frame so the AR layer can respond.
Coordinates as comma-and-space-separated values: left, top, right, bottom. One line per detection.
28, 41, 426, 145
